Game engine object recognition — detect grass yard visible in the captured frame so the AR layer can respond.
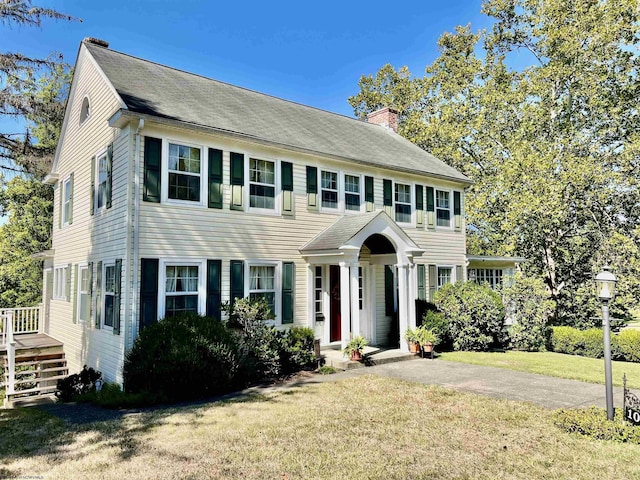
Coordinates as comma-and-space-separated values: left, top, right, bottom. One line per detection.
1, 376, 640, 479
440, 351, 640, 389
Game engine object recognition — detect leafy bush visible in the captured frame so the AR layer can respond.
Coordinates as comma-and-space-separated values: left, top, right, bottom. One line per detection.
123, 312, 242, 401
554, 407, 640, 444
501, 273, 554, 352
317, 366, 338, 375
75, 382, 156, 409
279, 327, 316, 374
56, 366, 102, 402
616, 329, 640, 363
550, 326, 640, 363
434, 282, 505, 351
422, 310, 449, 346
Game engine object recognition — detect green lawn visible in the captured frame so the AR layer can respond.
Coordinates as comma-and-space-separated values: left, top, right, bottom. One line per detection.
1, 376, 640, 479
440, 351, 640, 389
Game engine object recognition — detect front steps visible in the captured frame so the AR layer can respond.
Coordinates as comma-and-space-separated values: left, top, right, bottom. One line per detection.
321, 346, 421, 370
2, 347, 67, 408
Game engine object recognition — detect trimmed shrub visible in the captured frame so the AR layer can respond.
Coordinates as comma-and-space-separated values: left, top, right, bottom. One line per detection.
550, 326, 583, 355
617, 329, 640, 363
434, 282, 505, 351
422, 310, 449, 346
501, 273, 554, 352
582, 328, 604, 358
279, 327, 316, 374
554, 407, 640, 444
123, 312, 242, 401
56, 366, 102, 402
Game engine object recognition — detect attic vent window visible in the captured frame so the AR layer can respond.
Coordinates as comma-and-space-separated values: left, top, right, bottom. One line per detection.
80, 96, 90, 125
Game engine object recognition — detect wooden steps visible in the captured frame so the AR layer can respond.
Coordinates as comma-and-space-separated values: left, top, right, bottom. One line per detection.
2, 345, 67, 408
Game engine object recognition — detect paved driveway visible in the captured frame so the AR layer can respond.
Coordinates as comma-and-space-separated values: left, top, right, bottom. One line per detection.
336, 358, 626, 410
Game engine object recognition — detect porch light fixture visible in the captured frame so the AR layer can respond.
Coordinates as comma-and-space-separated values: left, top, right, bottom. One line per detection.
595, 265, 617, 421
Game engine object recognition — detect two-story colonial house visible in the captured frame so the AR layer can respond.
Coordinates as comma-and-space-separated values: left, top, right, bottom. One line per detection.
41, 38, 475, 383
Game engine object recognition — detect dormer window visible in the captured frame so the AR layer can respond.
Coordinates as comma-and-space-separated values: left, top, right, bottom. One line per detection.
80, 96, 90, 125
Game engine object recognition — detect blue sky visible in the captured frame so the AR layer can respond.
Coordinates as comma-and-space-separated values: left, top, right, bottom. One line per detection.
3, 0, 496, 120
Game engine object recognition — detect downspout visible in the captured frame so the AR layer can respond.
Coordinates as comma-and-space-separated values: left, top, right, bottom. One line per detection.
129, 118, 144, 349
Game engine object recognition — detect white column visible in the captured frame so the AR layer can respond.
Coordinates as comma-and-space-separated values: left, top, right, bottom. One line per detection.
408, 263, 417, 330
350, 262, 360, 339
339, 262, 351, 350
397, 264, 409, 352
369, 264, 377, 345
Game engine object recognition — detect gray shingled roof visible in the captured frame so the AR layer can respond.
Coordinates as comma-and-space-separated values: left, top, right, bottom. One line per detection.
85, 42, 470, 183
301, 211, 393, 252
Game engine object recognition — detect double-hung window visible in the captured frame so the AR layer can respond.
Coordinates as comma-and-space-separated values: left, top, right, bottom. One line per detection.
249, 158, 276, 209
436, 190, 451, 227
103, 264, 116, 327
62, 177, 72, 225
437, 266, 453, 289
164, 265, 199, 317
53, 266, 67, 300
249, 265, 276, 316
96, 152, 108, 210
77, 265, 90, 323
168, 143, 201, 202
395, 183, 412, 223
321, 170, 338, 209
344, 174, 361, 211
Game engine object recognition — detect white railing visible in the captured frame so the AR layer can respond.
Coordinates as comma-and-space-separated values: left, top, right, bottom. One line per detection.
0, 305, 42, 345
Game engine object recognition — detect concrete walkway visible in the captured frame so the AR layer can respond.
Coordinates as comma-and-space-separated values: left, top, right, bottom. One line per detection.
324, 358, 628, 410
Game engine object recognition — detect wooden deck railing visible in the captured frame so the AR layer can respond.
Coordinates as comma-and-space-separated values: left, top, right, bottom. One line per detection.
0, 305, 42, 345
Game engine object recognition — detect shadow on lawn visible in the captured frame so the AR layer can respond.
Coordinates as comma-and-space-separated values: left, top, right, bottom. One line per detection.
0, 373, 339, 473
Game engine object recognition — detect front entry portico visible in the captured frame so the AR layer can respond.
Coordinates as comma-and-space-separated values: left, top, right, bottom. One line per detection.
300, 211, 424, 352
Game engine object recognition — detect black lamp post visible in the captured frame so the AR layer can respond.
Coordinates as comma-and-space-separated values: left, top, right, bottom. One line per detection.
595, 265, 617, 421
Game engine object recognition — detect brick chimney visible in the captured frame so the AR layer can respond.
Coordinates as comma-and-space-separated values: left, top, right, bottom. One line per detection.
367, 107, 398, 133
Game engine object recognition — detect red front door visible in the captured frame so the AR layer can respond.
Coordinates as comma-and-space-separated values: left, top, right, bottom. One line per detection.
330, 265, 341, 342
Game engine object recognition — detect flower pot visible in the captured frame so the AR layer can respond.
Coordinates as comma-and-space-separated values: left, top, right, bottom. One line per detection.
422, 342, 434, 353
350, 351, 363, 361
409, 341, 420, 354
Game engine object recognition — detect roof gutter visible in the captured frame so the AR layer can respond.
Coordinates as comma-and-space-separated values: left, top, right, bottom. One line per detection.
109, 109, 474, 186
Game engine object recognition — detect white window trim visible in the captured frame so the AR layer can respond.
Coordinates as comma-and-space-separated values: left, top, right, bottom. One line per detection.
245, 260, 282, 325
393, 180, 414, 227
101, 260, 116, 331
314, 265, 324, 318
77, 263, 89, 324
62, 176, 72, 227
94, 147, 108, 214
435, 188, 454, 230
161, 138, 207, 207
436, 265, 455, 290
319, 169, 340, 212
157, 258, 207, 320
79, 94, 91, 127
53, 265, 67, 300
245, 154, 281, 215
343, 172, 364, 213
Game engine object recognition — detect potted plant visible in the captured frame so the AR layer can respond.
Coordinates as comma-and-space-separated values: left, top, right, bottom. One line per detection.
416, 326, 438, 356
404, 328, 421, 353
344, 336, 368, 361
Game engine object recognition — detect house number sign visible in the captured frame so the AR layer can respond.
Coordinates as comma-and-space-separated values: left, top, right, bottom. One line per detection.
623, 374, 640, 426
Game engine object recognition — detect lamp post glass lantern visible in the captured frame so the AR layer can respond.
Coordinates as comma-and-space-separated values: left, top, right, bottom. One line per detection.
596, 265, 617, 421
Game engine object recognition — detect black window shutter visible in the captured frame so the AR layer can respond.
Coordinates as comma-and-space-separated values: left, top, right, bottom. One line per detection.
208, 148, 223, 209
206, 259, 222, 320
454, 191, 462, 231
416, 185, 424, 210
230, 260, 244, 310
282, 262, 295, 324
139, 258, 159, 331
428, 264, 437, 302
106, 142, 113, 209
384, 265, 394, 316
306, 166, 317, 194
143, 137, 162, 203
365, 176, 374, 203
90, 156, 96, 215
96, 261, 102, 328
426, 187, 435, 212
113, 258, 122, 335
281, 161, 293, 192
383, 179, 392, 207
230, 152, 244, 185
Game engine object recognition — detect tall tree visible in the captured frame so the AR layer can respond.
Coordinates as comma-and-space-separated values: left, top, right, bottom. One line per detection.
349, 0, 640, 325
0, 0, 77, 177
